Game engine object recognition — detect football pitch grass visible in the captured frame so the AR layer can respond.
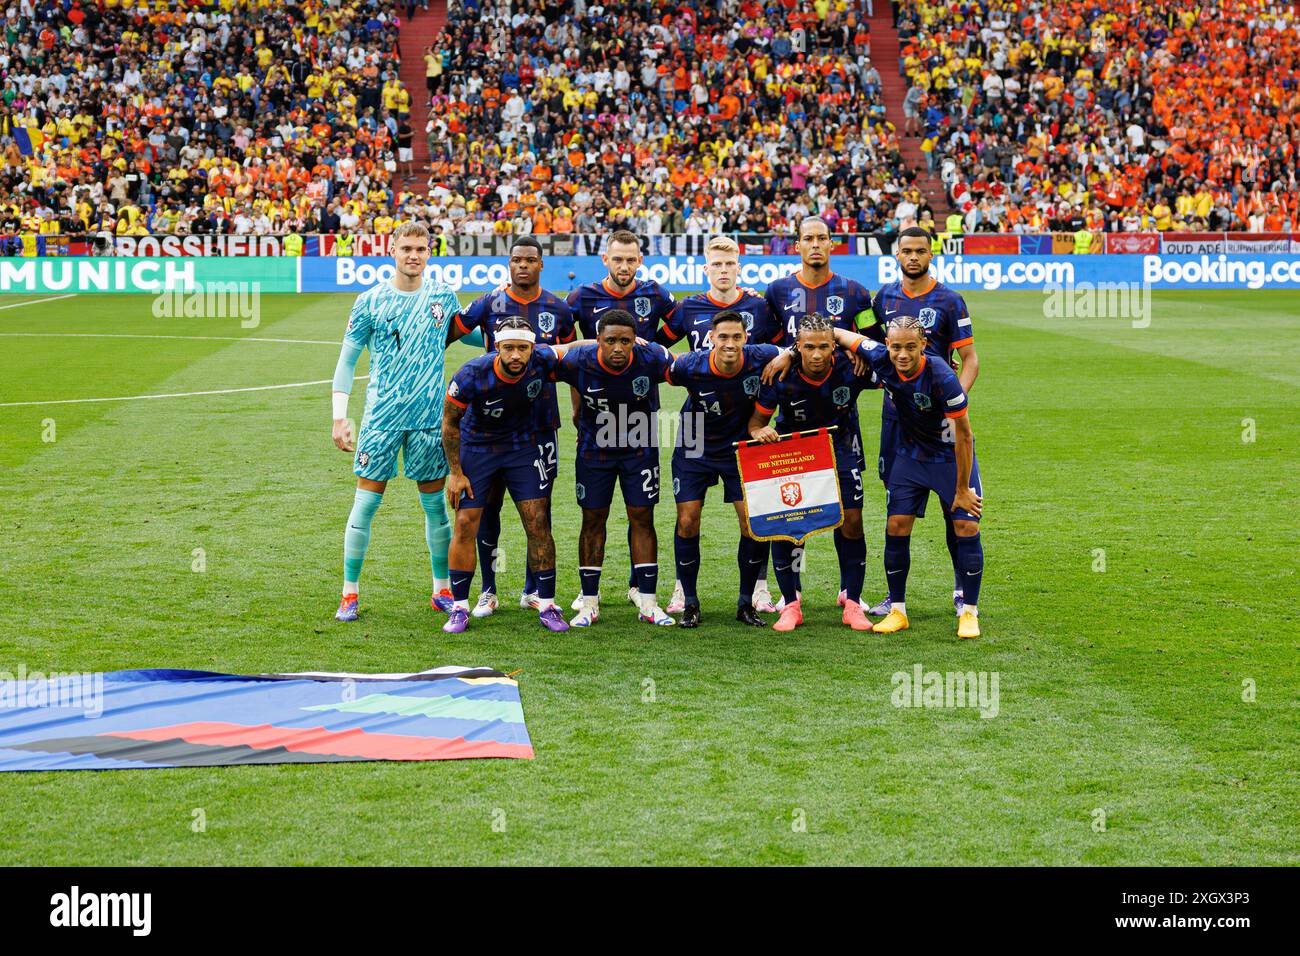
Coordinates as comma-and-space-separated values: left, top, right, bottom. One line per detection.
0, 289, 1295, 866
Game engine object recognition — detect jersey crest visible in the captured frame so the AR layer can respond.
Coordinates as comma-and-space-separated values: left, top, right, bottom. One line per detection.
825, 295, 844, 316
537, 311, 556, 333
912, 391, 932, 411
527, 378, 543, 399
743, 375, 761, 397
632, 375, 651, 398
833, 386, 851, 406
918, 307, 938, 329
634, 296, 652, 317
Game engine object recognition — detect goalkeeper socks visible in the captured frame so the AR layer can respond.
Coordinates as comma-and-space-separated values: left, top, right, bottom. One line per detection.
449, 567, 474, 609
955, 531, 983, 607
342, 488, 383, 592
884, 533, 911, 604
737, 537, 764, 608
419, 491, 451, 591
833, 529, 849, 592
633, 563, 659, 603
842, 532, 867, 603
945, 516, 963, 593
771, 541, 801, 604
674, 534, 701, 605
579, 567, 602, 600
477, 499, 501, 594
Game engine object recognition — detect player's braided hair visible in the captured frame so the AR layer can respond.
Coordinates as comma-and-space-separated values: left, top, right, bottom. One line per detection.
496, 316, 532, 334
796, 313, 835, 337
886, 314, 928, 338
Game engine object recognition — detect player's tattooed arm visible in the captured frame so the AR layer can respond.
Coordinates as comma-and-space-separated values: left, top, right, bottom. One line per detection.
951, 412, 982, 518
441, 404, 472, 509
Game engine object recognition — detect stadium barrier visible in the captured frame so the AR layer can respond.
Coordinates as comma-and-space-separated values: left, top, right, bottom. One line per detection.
0, 257, 298, 294
4, 255, 1300, 294
4, 232, 1298, 259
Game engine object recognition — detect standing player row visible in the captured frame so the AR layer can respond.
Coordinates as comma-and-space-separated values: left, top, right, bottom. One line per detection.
330, 220, 984, 638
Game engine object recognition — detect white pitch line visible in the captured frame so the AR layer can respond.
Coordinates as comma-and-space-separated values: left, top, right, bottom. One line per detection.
0, 376, 368, 408
0, 332, 343, 346
0, 294, 78, 311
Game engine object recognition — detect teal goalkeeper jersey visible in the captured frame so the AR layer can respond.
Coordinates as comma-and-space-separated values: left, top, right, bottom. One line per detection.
344, 280, 462, 431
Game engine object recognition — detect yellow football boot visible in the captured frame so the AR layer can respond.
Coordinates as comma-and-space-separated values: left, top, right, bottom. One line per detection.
872, 608, 910, 634
957, 611, 981, 639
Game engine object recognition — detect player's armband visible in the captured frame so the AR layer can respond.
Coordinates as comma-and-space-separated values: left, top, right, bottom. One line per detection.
854, 309, 885, 342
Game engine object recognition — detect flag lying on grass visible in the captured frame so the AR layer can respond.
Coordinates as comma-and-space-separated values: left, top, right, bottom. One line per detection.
736, 427, 844, 544
0, 667, 533, 771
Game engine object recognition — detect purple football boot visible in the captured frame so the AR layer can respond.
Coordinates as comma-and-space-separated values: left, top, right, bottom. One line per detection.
538, 605, 570, 632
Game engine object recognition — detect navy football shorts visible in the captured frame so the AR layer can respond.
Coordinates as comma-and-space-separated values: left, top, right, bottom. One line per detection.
576, 448, 660, 509
886, 453, 982, 522
671, 446, 743, 504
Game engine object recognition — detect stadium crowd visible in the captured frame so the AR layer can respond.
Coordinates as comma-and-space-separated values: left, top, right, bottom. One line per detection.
0, 0, 413, 237
0, 0, 1296, 237
0, 0, 926, 238
421, 0, 921, 240
899, 0, 1300, 233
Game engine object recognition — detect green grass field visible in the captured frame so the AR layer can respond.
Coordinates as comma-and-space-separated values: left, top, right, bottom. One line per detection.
0, 289, 1295, 866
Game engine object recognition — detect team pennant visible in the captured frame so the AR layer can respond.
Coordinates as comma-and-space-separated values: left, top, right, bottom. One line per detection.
736, 427, 844, 544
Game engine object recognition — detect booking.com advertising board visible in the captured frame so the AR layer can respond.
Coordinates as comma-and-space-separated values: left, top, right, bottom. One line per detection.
1, 254, 1300, 294
302, 254, 1300, 293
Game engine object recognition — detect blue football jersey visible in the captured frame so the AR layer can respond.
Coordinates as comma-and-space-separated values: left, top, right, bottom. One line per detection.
552, 342, 674, 458
754, 349, 877, 459
666, 345, 782, 458
657, 290, 779, 351
871, 279, 973, 364
764, 271, 873, 345
852, 336, 969, 462
457, 287, 576, 432
445, 347, 562, 452
567, 278, 677, 340
342, 280, 462, 431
